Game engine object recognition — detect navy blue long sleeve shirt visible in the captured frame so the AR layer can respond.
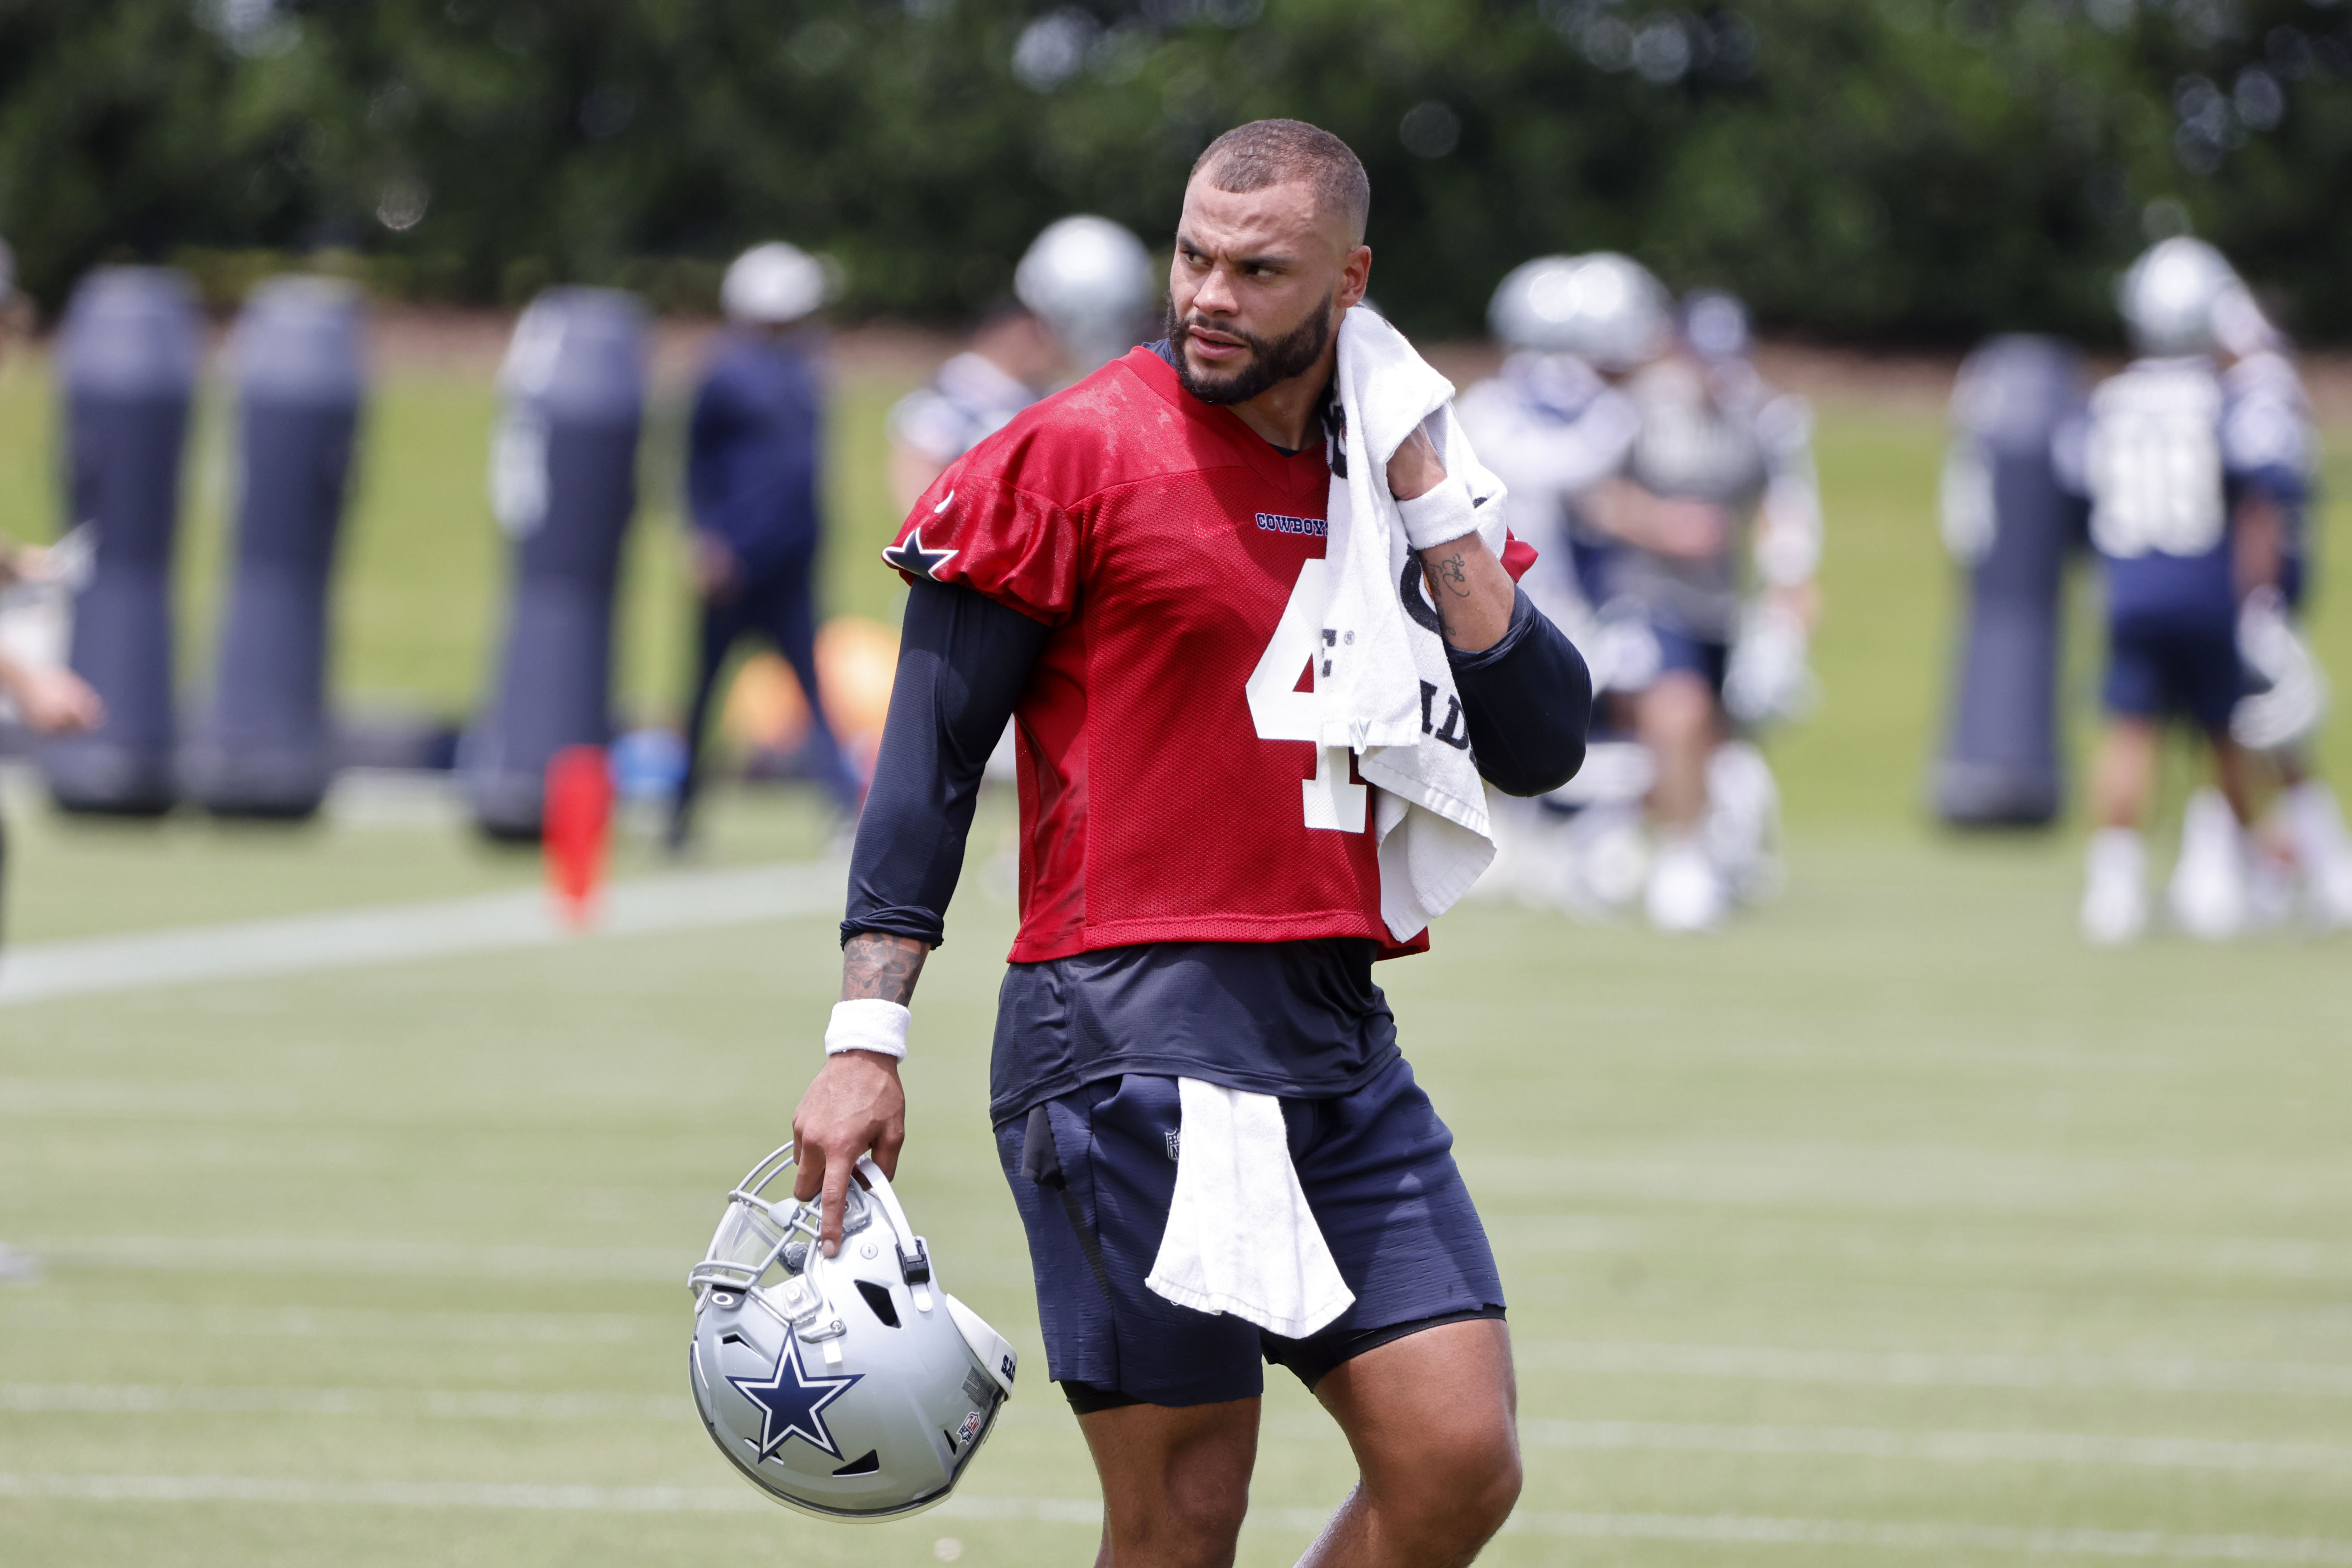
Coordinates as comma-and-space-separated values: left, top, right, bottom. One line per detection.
686, 333, 825, 582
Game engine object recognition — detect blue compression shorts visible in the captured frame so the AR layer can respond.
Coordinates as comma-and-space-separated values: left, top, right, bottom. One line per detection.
994, 1055, 1505, 1410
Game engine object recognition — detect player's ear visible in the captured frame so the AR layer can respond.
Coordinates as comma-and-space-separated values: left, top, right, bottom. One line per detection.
1338, 245, 1372, 311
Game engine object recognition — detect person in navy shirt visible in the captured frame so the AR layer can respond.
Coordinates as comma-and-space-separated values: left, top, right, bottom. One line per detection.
670, 243, 863, 848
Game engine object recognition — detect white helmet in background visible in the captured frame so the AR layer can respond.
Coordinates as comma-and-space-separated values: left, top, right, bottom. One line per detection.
688, 1146, 1017, 1520
1015, 215, 1155, 372
1680, 289, 1752, 365
2118, 237, 2238, 358
1488, 253, 1670, 372
723, 242, 828, 326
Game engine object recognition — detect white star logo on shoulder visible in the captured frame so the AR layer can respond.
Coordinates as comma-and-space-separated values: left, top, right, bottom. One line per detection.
882, 522, 957, 580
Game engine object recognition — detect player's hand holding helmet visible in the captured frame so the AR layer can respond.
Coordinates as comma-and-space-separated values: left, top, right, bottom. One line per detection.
688, 1145, 1017, 1519
2232, 584, 2328, 753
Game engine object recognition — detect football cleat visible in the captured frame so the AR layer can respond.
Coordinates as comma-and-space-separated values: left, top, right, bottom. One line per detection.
2080, 828, 2148, 947
2285, 781, 2352, 930
2168, 790, 2249, 941
1646, 833, 1727, 933
688, 1146, 1016, 1520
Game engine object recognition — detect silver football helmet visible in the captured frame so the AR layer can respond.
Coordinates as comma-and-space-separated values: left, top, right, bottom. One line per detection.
1015, 215, 1156, 372
723, 242, 827, 326
688, 1146, 1017, 1520
1679, 289, 1751, 365
1488, 253, 1670, 372
2118, 238, 2238, 358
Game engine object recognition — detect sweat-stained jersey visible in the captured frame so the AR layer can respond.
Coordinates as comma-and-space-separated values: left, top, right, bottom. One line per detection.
884, 345, 1521, 964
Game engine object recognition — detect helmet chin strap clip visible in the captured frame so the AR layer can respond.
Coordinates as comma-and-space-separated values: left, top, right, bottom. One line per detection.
856, 1153, 938, 1312
900, 1241, 934, 1312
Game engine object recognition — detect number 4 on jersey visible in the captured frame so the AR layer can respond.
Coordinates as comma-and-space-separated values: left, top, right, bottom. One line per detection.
1244, 558, 1368, 833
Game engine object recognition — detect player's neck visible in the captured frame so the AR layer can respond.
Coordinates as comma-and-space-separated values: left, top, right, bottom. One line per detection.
1225, 340, 1339, 453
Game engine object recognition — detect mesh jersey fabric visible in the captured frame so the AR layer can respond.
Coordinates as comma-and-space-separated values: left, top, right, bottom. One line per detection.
2072, 355, 2307, 633
887, 346, 1419, 963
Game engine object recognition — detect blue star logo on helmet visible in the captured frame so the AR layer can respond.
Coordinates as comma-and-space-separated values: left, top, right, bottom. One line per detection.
882, 524, 957, 581
728, 1338, 864, 1462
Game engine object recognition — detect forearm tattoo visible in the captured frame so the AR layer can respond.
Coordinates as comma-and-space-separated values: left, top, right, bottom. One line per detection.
841, 932, 929, 1005
1421, 553, 1472, 639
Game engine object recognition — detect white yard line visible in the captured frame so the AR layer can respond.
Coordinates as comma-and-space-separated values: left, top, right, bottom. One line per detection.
0, 858, 846, 1008
1518, 1340, 2352, 1398
15, 1235, 693, 1282
1, 1475, 2347, 1560
0, 1384, 683, 1421
0, 1299, 669, 1343
7, 1380, 2348, 1478
1521, 1419, 2352, 1475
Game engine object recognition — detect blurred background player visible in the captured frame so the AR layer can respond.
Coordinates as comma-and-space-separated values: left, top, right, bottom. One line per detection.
0, 235, 102, 1285
2208, 282, 2352, 927
886, 215, 1156, 514
669, 241, 863, 850
0, 233, 106, 923
2064, 238, 2316, 944
1456, 255, 1646, 913
1571, 262, 1823, 931
886, 301, 1062, 515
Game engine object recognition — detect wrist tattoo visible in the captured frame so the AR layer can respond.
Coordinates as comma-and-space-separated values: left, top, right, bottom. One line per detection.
1434, 553, 1471, 597
841, 933, 928, 1006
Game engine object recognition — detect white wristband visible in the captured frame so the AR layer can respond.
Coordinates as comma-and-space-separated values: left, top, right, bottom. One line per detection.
825, 999, 909, 1060
1396, 475, 1479, 552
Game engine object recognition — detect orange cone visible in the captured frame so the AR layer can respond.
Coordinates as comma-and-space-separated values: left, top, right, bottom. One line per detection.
545, 745, 614, 930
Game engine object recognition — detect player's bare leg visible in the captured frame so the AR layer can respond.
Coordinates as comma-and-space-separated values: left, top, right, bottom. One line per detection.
2083, 719, 2159, 943
2090, 718, 2158, 830
2210, 733, 2255, 824
1639, 670, 1727, 930
1637, 671, 1714, 831
1078, 1397, 1259, 1568
1299, 1318, 1521, 1568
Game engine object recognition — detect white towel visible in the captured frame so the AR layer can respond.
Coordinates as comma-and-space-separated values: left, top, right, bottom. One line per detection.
1144, 1077, 1355, 1339
1320, 306, 1510, 942
1145, 312, 1508, 1340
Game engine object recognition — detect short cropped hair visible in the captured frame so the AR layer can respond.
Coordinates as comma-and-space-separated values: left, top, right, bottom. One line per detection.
1189, 119, 1370, 246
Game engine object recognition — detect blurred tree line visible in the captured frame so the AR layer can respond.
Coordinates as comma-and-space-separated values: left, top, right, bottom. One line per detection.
0, 0, 2346, 342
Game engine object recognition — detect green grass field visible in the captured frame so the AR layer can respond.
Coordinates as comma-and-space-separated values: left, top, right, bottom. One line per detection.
2, 338, 2350, 1566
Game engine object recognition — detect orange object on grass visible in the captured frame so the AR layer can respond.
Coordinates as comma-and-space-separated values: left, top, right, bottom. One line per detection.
545, 745, 614, 929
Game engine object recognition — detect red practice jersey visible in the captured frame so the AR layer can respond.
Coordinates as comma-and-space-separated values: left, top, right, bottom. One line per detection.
887, 346, 1526, 964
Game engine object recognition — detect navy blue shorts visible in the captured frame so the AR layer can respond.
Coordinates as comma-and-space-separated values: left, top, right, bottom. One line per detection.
993, 1056, 1505, 1410
2103, 620, 2242, 735
1650, 625, 1730, 697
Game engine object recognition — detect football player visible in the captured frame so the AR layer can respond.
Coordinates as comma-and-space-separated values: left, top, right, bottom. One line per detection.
790, 121, 1591, 1566
1, 237, 103, 1296
886, 217, 1155, 514
669, 243, 863, 849
2066, 238, 2302, 943
1454, 258, 1645, 912
0, 235, 106, 901
2210, 286, 2352, 926
1573, 271, 1822, 931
